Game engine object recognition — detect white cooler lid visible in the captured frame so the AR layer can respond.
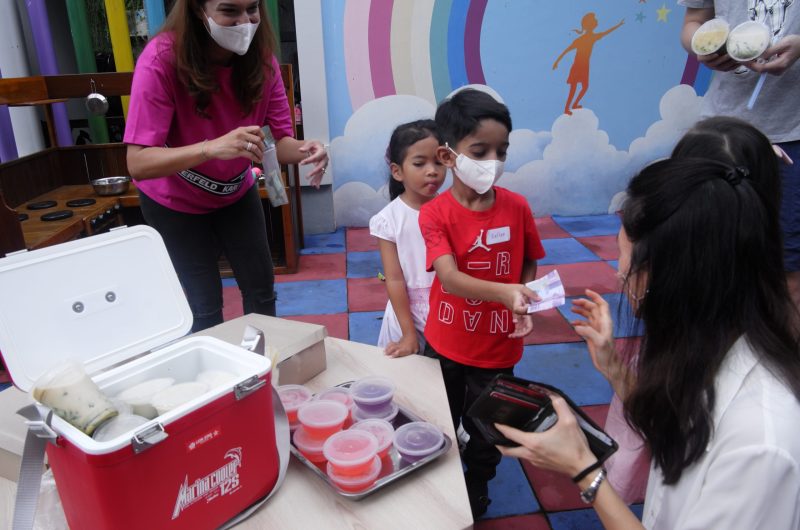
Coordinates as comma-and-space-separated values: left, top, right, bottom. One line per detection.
0, 225, 193, 391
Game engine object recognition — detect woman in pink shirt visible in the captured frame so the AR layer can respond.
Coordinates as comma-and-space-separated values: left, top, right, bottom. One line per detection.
124, 0, 327, 331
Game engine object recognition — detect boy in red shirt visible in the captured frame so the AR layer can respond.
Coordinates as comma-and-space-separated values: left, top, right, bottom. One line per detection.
419, 89, 545, 518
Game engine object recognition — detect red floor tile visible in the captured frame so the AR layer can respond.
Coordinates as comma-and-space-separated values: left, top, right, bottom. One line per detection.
538, 261, 620, 297
284, 313, 349, 340
0, 369, 9, 384
476, 513, 551, 530
222, 285, 244, 321
275, 253, 346, 283
577, 235, 620, 261
347, 277, 388, 312
525, 308, 582, 345
535, 217, 571, 239
522, 403, 610, 512
346, 227, 379, 252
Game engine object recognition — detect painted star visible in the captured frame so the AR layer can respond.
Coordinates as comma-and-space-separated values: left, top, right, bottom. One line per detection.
657, 3, 671, 22
636, 11, 646, 22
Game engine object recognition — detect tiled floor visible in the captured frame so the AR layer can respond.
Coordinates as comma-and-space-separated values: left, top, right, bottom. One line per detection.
0, 214, 646, 527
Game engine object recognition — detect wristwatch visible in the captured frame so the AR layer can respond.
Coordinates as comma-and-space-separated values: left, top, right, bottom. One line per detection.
579, 468, 607, 504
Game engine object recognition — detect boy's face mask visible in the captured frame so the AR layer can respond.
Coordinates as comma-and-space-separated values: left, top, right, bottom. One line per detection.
447, 145, 504, 195
205, 14, 259, 56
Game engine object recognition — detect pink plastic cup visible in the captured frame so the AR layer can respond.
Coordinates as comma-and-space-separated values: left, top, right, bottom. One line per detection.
326, 455, 381, 492
350, 376, 395, 414
315, 387, 355, 426
393, 422, 444, 463
277, 384, 313, 426
293, 427, 327, 463
297, 400, 348, 440
323, 430, 379, 477
350, 419, 395, 459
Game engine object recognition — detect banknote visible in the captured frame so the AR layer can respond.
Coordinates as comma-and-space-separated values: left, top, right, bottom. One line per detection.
525, 270, 565, 313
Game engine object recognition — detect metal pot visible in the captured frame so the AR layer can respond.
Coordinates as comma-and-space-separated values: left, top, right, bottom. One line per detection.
85, 79, 109, 116
91, 176, 131, 196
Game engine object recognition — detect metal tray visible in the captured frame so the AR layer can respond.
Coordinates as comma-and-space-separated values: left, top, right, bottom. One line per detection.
289, 382, 453, 500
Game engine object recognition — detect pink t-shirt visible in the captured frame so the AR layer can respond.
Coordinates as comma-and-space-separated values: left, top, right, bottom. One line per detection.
123, 33, 294, 213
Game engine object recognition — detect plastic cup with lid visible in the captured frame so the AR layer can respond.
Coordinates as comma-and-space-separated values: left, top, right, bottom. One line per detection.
691, 18, 730, 55
92, 413, 150, 442
151, 382, 209, 416
350, 376, 396, 413
323, 430, 379, 477
351, 402, 399, 424
350, 419, 395, 459
116, 377, 175, 419
326, 455, 382, 492
277, 384, 313, 427
393, 422, 444, 463
293, 427, 328, 463
726, 20, 771, 62
31, 360, 119, 437
315, 386, 355, 425
297, 400, 349, 439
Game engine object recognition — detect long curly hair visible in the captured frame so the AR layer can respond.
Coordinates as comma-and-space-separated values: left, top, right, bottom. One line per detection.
160, 0, 276, 117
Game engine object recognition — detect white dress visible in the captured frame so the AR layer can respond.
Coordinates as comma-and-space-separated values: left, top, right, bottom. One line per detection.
642, 336, 800, 529
369, 198, 434, 352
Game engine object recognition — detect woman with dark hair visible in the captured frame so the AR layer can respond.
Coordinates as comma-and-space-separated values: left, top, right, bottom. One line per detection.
124, 0, 328, 331
497, 156, 800, 529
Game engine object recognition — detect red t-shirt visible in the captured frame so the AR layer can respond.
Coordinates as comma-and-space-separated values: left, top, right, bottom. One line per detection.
419, 187, 545, 368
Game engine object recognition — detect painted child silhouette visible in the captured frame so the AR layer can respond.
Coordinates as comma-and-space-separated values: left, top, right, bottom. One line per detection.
553, 13, 624, 115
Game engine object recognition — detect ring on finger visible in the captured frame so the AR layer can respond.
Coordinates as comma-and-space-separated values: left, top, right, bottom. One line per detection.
246, 141, 252, 152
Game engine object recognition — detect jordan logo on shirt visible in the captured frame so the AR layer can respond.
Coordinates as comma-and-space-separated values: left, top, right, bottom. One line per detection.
468, 230, 491, 253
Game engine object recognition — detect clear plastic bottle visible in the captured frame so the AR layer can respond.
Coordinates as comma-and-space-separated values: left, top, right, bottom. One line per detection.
261, 127, 289, 207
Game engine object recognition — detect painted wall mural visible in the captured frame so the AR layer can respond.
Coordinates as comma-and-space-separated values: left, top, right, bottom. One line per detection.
316, 0, 713, 226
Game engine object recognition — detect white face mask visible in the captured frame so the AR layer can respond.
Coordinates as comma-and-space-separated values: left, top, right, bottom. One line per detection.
448, 145, 504, 194
206, 15, 259, 56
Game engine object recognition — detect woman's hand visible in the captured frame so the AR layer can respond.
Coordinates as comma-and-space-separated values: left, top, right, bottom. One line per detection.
571, 289, 631, 398
748, 35, 800, 76
298, 140, 329, 188
384, 335, 419, 358
496, 396, 597, 478
206, 125, 265, 164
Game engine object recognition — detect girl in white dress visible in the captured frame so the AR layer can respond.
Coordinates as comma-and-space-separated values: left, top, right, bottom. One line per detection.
369, 120, 446, 357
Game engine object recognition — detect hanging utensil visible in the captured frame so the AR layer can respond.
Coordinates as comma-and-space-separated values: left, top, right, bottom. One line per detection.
85, 79, 109, 116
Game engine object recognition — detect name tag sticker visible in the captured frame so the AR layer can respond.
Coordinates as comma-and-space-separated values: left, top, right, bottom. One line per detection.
487, 226, 511, 245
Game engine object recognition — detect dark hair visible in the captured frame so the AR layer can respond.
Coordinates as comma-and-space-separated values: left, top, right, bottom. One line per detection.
434, 89, 512, 147
621, 158, 800, 485
161, 0, 277, 117
386, 119, 443, 200
672, 116, 781, 219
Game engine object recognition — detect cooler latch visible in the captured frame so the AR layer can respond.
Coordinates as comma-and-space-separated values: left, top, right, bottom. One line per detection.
132, 422, 168, 454
235, 376, 266, 400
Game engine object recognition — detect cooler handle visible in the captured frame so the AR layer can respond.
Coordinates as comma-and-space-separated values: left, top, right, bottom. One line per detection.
131, 423, 168, 454
234, 375, 266, 400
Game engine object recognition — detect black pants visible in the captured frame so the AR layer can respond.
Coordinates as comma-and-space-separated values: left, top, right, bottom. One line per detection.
139, 185, 276, 332
424, 342, 514, 485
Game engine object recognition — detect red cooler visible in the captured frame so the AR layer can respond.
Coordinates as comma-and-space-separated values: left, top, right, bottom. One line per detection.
0, 226, 280, 529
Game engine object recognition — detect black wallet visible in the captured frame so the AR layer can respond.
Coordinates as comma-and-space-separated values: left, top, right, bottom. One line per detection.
466, 374, 618, 463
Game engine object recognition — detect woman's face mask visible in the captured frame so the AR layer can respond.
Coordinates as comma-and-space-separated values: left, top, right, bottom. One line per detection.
205, 14, 259, 56
447, 145, 505, 194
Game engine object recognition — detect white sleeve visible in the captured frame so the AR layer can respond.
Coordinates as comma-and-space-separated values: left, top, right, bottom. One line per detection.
678, 446, 800, 530
678, 0, 714, 8
369, 210, 395, 243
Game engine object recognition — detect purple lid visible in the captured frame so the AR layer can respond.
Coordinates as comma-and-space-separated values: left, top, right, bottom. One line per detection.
351, 402, 399, 423
350, 376, 395, 406
393, 422, 444, 459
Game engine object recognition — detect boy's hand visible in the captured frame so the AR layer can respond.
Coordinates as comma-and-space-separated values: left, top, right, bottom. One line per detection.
384, 335, 419, 358
502, 284, 541, 315
509, 313, 534, 338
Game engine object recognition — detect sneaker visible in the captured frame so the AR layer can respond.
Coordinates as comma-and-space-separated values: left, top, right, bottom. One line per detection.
465, 476, 491, 519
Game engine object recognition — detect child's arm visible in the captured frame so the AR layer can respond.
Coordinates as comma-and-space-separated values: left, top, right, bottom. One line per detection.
508, 258, 539, 338
378, 239, 420, 357
552, 43, 576, 70
432, 254, 538, 315
598, 19, 625, 39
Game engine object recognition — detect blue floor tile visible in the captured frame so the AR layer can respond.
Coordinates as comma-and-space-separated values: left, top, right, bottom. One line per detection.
275, 279, 347, 316
347, 250, 383, 279
348, 311, 384, 345
301, 228, 346, 255
516, 343, 613, 406
556, 293, 643, 338
552, 214, 621, 237
0, 383, 9, 392
222, 277, 238, 287
549, 508, 605, 530
482, 457, 541, 519
540, 238, 602, 265
607, 260, 619, 270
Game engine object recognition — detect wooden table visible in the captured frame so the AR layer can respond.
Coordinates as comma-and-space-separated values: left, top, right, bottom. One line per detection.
0, 317, 473, 530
